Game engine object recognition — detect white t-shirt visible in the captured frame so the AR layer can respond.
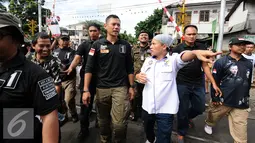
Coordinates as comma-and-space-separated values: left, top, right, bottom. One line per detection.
242, 53, 255, 83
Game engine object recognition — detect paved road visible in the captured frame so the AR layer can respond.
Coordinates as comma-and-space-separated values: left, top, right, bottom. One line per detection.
61, 88, 255, 143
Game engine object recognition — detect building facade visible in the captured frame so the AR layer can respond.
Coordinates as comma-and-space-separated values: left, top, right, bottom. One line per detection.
161, 0, 236, 41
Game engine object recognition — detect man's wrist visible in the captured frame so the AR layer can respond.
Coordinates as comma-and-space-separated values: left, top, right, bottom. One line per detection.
82, 89, 89, 93
129, 84, 135, 88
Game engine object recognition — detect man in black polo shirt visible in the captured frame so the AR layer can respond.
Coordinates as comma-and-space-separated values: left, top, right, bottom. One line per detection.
172, 25, 221, 143
204, 38, 253, 143
82, 14, 134, 143
0, 12, 59, 143
66, 23, 101, 141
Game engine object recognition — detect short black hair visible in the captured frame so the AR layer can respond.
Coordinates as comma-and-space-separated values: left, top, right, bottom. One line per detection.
139, 31, 149, 36
88, 23, 101, 31
105, 14, 120, 23
184, 25, 198, 34
32, 32, 50, 46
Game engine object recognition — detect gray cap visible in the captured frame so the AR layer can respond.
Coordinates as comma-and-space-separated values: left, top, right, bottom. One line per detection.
0, 12, 24, 40
153, 34, 173, 47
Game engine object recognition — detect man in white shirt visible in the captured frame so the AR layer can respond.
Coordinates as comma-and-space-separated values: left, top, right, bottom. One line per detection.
136, 34, 221, 143
242, 43, 255, 83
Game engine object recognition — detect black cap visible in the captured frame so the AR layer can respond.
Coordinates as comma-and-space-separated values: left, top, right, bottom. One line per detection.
229, 37, 254, 45
59, 31, 70, 40
0, 12, 24, 41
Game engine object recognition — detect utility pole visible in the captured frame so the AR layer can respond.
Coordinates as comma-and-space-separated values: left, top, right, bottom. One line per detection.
178, 0, 186, 42
38, 0, 42, 32
28, 19, 37, 36
216, 0, 226, 57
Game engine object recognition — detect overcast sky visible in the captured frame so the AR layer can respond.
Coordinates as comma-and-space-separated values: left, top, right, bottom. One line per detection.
42, 0, 219, 35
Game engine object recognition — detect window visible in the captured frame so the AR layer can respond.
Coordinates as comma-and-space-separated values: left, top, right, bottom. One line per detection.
212, 9, 217, 13
199, 10, 210, 22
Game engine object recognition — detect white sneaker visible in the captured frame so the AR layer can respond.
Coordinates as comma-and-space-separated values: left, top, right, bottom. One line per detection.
204, 124, 213, 135
145, 138, 156, 143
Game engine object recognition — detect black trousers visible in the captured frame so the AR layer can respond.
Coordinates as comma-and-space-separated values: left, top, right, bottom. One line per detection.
79, 71, 97, 132
131, 83, 144, 119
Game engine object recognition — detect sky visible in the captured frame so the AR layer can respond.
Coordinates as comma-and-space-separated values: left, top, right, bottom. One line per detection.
4, 0, 220, 36
43, 0, 180, 35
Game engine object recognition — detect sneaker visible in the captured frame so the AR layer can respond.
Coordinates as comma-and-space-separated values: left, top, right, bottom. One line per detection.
188, 119, 194, 129
177, 135, 184, 143
204, 124, 213, 135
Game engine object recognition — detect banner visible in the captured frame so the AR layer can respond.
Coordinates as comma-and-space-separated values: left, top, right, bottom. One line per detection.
46, 16, 61, 37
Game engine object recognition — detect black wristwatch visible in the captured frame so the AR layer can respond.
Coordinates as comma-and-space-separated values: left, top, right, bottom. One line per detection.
130, 85, 135, 88
82, 90, 89, 93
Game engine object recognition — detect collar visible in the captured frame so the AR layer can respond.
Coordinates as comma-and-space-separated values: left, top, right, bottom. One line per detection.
152, 55, 168, 60
0, 51, 25, 73
226, 53, 246, 61
183, 42, 196, 49
139, 43, 150, 50
101, 37, 121, 45
59, 47, 71, 50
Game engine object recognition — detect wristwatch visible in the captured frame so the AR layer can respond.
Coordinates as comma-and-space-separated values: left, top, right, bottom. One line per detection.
82, 90, 89, 93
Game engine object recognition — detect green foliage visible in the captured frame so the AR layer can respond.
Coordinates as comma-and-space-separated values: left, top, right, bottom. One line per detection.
119, 30, 137, 45
7, 0, 50, 36
85, 20, 106, 36
81, 20, 136, 44
0, 0, 7, 11
134, 8, 163, 38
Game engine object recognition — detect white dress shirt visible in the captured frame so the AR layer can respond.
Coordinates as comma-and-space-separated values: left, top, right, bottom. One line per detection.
141, 53, 188, 114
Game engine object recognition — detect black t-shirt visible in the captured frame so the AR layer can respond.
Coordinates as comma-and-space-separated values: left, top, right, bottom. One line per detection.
76, 40, 94, 74
211, 54, 252, 109
53, 47, 76, 80
85, 38, 134, 88
172, 42, 207, 86
0, 52, 60, 142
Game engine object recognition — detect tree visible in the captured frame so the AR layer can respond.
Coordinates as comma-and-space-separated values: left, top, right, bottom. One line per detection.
134, 8, 163, 38
119, 30, 136, 45
0, 0, 7, 11
85, 20, 106, 36
8, 0, 50, 36
81, 20, 136, 44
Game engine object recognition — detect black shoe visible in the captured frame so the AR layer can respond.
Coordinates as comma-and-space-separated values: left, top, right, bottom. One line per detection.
59, 117, 68, 127
77, 130, 89, 142
72, 114, 79, 123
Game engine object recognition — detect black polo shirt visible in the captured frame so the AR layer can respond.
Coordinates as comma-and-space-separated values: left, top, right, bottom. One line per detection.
172, 42, 207, 86
0, 52, 59, 142
76, 40, 94, 74
211, 54, 252, 109
85, 38, 134, 88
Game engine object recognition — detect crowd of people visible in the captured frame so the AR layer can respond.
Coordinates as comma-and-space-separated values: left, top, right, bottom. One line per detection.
0, 10, 255, 143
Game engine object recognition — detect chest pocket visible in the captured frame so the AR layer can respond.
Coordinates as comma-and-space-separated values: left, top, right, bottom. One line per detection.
160, 65, 173, 81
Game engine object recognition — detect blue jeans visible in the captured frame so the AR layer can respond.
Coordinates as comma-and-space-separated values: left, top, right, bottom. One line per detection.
142, 110, 174, 143
177, 84, 205, 136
